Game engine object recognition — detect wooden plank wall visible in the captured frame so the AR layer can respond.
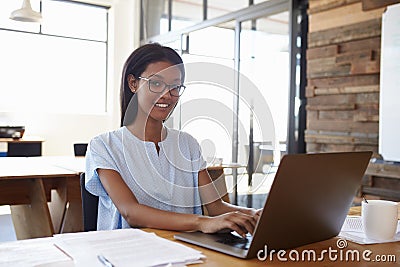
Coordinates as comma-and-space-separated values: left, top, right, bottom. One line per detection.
306, 0, 399, 155
306, 0, 400, 201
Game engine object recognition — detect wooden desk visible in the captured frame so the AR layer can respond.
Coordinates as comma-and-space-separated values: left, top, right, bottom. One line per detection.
0, 156, 85, 240
0, 208, 399, 266
149, 229, 400, 266
149, 206, 400, 266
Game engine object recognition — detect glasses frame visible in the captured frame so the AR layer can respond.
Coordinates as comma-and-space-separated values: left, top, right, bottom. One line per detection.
138, 76, 186, 97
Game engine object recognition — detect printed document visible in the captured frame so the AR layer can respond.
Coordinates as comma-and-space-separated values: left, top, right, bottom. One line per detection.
54, 229, 204, 267
339, 216, 400, 244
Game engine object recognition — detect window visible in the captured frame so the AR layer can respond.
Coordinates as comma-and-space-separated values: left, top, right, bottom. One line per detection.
0, 0, 108, 114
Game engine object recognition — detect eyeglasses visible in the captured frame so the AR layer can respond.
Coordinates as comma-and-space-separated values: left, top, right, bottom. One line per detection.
138, 76, 186, 97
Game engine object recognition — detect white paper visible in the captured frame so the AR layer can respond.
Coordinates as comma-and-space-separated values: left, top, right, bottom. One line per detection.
54, 229, 205, 267
339, 216, 400, 244
0, 237, 71, 267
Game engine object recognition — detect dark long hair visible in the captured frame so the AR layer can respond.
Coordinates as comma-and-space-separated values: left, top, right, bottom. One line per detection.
120, 43, 185, 126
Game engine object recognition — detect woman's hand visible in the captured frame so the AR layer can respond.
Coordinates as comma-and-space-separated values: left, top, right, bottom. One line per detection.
238, 208, 263, 221
198, 211, 258, 237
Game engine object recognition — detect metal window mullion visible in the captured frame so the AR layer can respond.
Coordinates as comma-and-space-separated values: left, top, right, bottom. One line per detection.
168, 0, 172, 32
203, 0, 207, 21
232, 20, 241, 206
144, 0, 288, 44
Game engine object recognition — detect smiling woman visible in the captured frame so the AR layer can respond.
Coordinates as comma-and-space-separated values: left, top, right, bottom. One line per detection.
84, 43, 261, 235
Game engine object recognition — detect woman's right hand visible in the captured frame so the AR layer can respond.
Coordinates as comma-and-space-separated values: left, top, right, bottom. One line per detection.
198, 211, 258, 238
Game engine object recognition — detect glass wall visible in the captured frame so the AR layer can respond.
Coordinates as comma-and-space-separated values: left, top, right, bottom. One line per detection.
178, 24, 235, 165
239, 12, 289, 152
140, 0, 301, 204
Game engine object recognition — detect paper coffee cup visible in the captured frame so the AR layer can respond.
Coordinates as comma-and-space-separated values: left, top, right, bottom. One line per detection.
362, 200, 398, 240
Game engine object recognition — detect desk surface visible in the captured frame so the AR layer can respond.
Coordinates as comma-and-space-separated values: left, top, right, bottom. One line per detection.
0, 229, 398, 266
151, 229, 400, 266
206, 163, 247, 171
153, 206, 400, 266
0, 137, 45, 143
0, 156, 85, 177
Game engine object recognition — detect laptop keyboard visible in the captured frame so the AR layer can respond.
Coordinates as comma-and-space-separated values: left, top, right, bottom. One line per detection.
216, 233, 251, 250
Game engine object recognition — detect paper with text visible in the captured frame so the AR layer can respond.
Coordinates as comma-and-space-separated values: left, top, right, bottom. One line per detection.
339, 216, 400, 244
54, 229, 205, 267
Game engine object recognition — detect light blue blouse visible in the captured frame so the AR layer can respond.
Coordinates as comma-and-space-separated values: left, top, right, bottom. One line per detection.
85, 126, 206, 230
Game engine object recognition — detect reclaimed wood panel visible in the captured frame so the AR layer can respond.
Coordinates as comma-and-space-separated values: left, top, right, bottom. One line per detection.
317, 108, 379, 122
308, 18, 381, 48
308, 55, 379, 78
306, 142, 378, 153
306, 0, 397, 199
351, 60, 380, 75
307, 94, 357, 105
355, 92, 379, 104
307, 85, 379, 97
318, 110, 355, 120
306, 104, 355, 111
307, 119, 378, 133
307, 58, 351, 78
335, 49, 378, 64
354, 111, 379, 122
308, 74, 379, 88
307, 37, 381, 60
305, 132, 378, 145
309, 2, 385, 32
362, 0, 400, 11
308, 0, 360, 14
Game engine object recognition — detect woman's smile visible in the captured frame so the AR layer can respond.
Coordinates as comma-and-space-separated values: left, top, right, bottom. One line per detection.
154, 102, 170, 108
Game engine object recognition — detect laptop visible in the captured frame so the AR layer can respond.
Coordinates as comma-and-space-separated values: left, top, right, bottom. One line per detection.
174, 151, 372, 259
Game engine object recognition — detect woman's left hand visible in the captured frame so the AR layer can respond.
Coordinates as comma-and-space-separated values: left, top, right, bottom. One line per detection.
241, 208, 263, 220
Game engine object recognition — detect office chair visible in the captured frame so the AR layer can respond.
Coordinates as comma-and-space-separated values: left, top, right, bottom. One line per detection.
74, 143, 88, 156
80, 172, 99, 231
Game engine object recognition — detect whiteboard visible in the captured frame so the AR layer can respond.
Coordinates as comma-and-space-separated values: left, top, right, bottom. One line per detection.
379, 3, 400, 162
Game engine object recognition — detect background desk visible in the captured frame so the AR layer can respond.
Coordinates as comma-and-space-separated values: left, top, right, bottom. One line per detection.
0, 137, 44, 157
206, 164, 247, 205
0, 157, 85, 240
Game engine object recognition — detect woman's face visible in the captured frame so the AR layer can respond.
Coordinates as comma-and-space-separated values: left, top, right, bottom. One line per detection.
130, 61, 183, 123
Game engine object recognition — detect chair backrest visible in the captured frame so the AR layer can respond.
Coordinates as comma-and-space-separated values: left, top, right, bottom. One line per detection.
74, 143, 88, 156
80, 172, 99, 231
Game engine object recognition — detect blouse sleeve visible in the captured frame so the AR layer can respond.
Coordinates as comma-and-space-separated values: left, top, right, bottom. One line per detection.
85, 134, 120, 197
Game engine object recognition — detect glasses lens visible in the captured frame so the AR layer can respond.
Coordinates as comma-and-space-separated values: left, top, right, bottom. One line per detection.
170, 85, 185, 96
147, 78, 185, 96
148, 79, 166, 93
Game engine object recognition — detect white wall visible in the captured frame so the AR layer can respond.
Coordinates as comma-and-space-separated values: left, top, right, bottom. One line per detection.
379, 3, 400, 162
0, 0, 140, 156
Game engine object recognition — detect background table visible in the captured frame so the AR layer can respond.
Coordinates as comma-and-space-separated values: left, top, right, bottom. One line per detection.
0, 137, 44, 157
206, 163, 247, 205
0, 156, 85, 239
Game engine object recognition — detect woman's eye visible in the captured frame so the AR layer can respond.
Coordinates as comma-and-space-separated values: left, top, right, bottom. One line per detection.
150, 80, 162, 87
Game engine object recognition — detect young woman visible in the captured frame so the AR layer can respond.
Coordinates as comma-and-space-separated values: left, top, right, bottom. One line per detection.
85, 43, 260, 237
